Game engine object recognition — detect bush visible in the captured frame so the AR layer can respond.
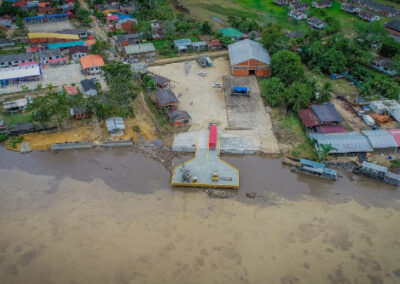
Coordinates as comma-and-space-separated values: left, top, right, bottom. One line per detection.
0, 133, 8, 143
132, 125, 140, 133
9, 136, 23, 148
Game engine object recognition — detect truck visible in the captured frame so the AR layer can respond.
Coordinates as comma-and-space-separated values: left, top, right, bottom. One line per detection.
231, 86, 250, 97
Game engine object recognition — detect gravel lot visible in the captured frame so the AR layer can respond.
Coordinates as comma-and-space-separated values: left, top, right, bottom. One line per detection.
27, 21, 73, 33
149, 57, 230, 130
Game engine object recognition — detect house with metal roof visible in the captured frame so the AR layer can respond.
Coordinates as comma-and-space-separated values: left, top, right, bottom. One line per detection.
358, 10, 380, 22
299, 108, 320, 128
80, 54, 105, 75
48, 40, 85, 50
342, 3, 361, 13
168, 110, 191, 127
69, 45, 89, 60
372, 57, 396, 75
173, 39, 192, 52
362, 130, 398, 151
289, 2, 309, 10
154, 88, 179, 111
80, 79, 97, 97
0, 64, 42, 87
307, 17, 327, 29
309, 132, 373, 154
122, 43, 156, 63
288, 9, 307, 20
385, 20, 400, 38
39, 48, 62, 64
311, 104, 343, 124
0, 53, 35, 68
218, 28, 245, 41
3, 98, 28, 112
150, 74, 170, 88
58, 28, 88, 38
312, 1, 332, 8
192, 41, 207, 52
228, 39, 271, 77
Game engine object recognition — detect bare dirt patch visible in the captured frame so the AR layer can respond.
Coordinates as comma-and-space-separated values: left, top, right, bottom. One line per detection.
148, 57, 230, 130
333, 97, 369, 132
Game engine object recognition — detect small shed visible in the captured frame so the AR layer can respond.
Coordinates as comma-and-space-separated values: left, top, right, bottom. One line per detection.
80, 79, 97, 97
150, 74, 170, 88
316, 125, 346, 134
298, 108, 320, 128
307, 17, 327, 29
106, 117, 125, 137
207, 39, 223, 50
311, 104, 343, 124
173, 39, 192, 52
168, 110, 191, 126
218, 28, 245, 41
192, 41, 207, 52
70, 107, 90, 119
3, 98, 28, 112
154, 89, 179, 111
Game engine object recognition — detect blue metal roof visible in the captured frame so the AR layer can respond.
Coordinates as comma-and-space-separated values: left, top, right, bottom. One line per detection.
24, 15, 45, 21
48, 40, 85, 49
300, 159, 325, 169
311, 104, 344, 123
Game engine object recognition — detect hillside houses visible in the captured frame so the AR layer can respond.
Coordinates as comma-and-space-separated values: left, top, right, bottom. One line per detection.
372, 57, 397, 76
273, 0, 301, 6
312, 1, 332, 8
0, 53, 35, 68
342, 3, 361, 13
358, 10, 380, 22
343, 0, 398, 17
289, 3, 309, 10
307, 17, 327, 29
385, 20, 400, 38
289, 10, 308, 20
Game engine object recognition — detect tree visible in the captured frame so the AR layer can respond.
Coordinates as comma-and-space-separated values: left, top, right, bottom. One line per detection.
261, 23, 288, 54
271, 50, 305, 86
317, 82, 333, 103
316, 144, 336, 162
320, 48, 347, 74
379, 38, 400, 58
91, 40, 111, 60
29, 92, 69, 126
325, 17, 340, 35
261, 78, 286, 107
392, 53, 400, 75
285, 82, 312, 111
200, 21, 212, 34
15, 15, 24, 29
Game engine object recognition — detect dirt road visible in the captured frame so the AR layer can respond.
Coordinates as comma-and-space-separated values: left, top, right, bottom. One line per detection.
77, 0, 107, 40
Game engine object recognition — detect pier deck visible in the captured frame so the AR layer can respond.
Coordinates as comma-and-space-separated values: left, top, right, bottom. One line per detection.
171, 134, 239, 189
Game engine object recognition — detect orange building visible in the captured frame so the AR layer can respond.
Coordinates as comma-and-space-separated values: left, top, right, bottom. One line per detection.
228, 39, 271, 77
80, 55, 105, 75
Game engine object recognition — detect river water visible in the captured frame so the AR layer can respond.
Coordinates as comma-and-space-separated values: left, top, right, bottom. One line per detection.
0, 147, 399, 284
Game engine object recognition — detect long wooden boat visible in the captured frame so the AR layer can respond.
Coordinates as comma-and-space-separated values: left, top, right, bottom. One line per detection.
282, 157, 337, 180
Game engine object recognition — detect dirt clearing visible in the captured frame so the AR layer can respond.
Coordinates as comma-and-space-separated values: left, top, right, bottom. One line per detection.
148, 57, 230, 130
333, 97, 369, 132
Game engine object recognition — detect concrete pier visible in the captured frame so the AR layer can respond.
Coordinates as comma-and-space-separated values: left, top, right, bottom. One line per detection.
171, 132, 239, 189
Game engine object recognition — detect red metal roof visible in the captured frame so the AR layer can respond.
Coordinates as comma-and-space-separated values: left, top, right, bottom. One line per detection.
207, 39, 222, 47
18, 61, 38, 66
48, 57, 67, 63
298, 108, 320, 128
387, 129, 400, 146
317, 125, 347, 134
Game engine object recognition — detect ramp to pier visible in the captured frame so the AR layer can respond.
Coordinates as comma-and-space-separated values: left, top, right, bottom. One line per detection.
171, 135, 239, 189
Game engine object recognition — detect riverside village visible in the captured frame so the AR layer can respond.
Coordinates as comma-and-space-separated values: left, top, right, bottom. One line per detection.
1, 0, 400, 283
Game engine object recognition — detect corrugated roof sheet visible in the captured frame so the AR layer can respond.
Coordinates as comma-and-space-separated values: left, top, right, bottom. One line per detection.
311, 104, 344, 123
362, 161, 388, 173
0, 64, 41, 81
218, 28, 244, 38
317, 125, 346, 134
28, 33, 79, 40
386, 129, 400, 147
155, 89, 179, 106
309, 132, 373, 153
389, 108, 400, 123
228, 39, 271, 66
80, 55, 105, 70
173, 38, 192, 47
362, 130, 398, 149
124, 43, 155, 54
298, 108, 320, 127
106, 117, 125, 133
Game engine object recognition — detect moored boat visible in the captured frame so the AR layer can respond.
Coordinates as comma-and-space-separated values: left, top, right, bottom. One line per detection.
282, 157, 337, 180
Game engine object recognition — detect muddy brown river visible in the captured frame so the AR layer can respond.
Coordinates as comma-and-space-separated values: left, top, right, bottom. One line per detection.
0, 147, 400, 284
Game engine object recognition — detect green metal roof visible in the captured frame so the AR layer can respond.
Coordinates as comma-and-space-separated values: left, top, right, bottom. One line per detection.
218, 27, 244, 38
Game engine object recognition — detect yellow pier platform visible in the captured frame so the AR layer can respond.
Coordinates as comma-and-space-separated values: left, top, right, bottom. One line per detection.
171, 135, 239, 189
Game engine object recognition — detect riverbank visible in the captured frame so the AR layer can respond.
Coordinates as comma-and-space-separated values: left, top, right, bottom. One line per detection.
0, 147, 399, 283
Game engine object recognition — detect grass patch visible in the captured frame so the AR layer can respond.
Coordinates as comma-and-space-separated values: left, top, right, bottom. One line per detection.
390, 159, 400, 168
144, 94, 169, 128
280, 113, 318, 159
0, 112, 33, 126
7, 136, 23, 149
132, 125, 140, 133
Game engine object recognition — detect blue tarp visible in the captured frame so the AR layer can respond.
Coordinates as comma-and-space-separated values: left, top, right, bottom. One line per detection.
232, 86, 248, 93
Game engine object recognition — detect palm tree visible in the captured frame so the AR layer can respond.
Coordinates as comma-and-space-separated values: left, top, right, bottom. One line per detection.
317, 143, 337, 163
317, 82, 333, 103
